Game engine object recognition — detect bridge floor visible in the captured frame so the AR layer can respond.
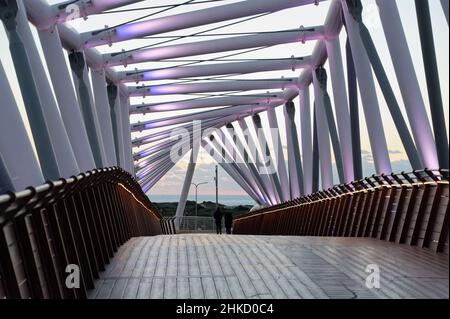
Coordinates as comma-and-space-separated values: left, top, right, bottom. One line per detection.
88, 235, 449, 299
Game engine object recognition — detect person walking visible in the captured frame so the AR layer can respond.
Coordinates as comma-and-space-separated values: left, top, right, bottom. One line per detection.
224, 212, 233, 235
214, 207, 223, 235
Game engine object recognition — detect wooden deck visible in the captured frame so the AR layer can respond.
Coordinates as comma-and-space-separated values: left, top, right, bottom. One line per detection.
88, 235, 449, 299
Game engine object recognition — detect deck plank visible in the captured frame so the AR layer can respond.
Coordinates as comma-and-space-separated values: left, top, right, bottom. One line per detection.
90, 235, 449, 299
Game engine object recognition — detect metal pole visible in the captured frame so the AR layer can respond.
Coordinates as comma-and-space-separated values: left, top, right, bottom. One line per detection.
15, 0, 79, 178
347, 0, 422, 170
284, 101, 304, 198
315, 67, 345, 184
346, 37, 363, 180
175, 142, 200, 229
342, 0, 392, 174
92, 69, 117, 166
238, 119, 277, 205
312, 108, 320, 193
267, 107, 290, 201
69, 51, 105, 168
0, 0, 60, 181
377, 0, 439, 169
228, 123, 272, 204
196, 185, 198, 230
415, 0, 449, 169
107, 84, 122, 166
300, 87, 313, 195
441, 0, 449, 25
313, 71, 333, 190
326, 37, 354, 182
38, 26, 96, 172
0, 60, 44, 190
253, 115, 283, 203
215, 165, 219, 209
192, 182, 208, 231
0, 153, 14, 194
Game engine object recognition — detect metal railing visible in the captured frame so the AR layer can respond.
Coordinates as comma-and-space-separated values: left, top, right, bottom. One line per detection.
175, 216, 217, 233
234, 169, 449, 254
0, 167, 165, 299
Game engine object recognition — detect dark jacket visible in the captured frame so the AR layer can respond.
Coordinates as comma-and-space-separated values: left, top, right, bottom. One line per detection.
214, 208, 222, 223
224, 213, 233, 229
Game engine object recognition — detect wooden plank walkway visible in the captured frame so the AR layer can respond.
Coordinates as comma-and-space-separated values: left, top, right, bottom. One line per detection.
88, 235, 449, 299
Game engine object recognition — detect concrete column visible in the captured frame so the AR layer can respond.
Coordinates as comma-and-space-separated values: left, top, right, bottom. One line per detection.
299, 87, 313, 194
1, 0, 59, 181
0, 61, 44, 190
92, 69, 117, 166
326, 37, 354, 182
38, 26, 95, 172
284, 101, 304, 198
342, 0, 391, 174
267, 107, 290, 201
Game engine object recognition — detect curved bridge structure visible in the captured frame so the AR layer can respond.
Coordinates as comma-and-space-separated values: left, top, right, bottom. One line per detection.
0, 0, 448, 299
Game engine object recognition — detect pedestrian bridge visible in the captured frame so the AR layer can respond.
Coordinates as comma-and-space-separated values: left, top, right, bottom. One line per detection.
0, 0, 449, 300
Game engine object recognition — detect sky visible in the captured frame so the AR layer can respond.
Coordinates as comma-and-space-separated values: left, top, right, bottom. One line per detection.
0, 0, 448, 204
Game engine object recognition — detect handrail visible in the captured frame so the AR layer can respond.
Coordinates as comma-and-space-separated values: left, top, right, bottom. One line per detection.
0, 167, 167, 299
234, 169, 449, 254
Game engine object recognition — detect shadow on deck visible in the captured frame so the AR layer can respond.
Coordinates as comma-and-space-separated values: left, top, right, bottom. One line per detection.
89, 234, 449, 299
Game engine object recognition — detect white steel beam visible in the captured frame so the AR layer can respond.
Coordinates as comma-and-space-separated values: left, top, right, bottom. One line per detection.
38, 26, 96, 172
130, 93, 286, 114
377, 0, 439, 169
92, 69, 118, 166
82, 0, 323, 48
312, 70, 333, 190
342, 0, 391, 174
131, 103, 278, 132
0, 60, 44, 190
128, 78, 299, 97
103, 27, 324, 67
119, 57, 312, 83
17, 0, 79, 178
325, 37, 354, 182
175, 142, 200, 229
299, 87, 313, 194
24, 0, 144, 30
267, 107, 290, 201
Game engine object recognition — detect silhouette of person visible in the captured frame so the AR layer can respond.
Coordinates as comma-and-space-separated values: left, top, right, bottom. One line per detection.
224, 212, 233, 235
214, 207, 223, 235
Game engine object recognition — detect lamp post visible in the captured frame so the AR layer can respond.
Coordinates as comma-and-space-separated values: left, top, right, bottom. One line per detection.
192, 182, 208, 230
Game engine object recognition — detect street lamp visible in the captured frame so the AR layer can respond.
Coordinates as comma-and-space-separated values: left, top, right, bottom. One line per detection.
192, 182, 208, 230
